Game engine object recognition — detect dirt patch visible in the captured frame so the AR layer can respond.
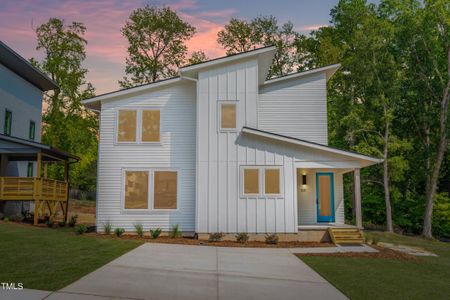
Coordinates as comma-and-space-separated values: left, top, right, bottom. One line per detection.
86, 233, 334, 248
296, 245, 418, 261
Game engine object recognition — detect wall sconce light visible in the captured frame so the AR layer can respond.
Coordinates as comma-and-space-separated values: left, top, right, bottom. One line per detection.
302, 174, 307, 186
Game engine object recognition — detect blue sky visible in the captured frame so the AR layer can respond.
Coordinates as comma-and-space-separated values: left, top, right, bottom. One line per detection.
0, 0, 348, 93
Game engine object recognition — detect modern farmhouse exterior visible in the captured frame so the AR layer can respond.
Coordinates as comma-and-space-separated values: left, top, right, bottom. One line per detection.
82, 46, 382, 241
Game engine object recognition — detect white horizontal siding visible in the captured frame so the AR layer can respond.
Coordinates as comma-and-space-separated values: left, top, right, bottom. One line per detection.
97, 82, 196, 232
258, 72, 328, 145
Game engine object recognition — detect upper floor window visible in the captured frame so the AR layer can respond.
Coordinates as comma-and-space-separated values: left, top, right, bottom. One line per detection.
117, 109, 160, 143
220, 102, 237, 130
4, 109, 12, 136
29, 121, 36, 140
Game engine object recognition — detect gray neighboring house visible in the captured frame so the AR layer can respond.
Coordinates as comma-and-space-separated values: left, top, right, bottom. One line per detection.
0, 41, 75, 219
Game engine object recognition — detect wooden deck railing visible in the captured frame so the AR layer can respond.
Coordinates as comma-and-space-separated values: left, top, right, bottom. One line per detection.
0, 177, 68, 202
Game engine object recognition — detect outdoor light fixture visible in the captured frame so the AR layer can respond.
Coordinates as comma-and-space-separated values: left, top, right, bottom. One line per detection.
302, 174, 307, 186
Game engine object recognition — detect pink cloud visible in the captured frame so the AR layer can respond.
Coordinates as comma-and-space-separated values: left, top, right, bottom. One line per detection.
298, 24, 328, 31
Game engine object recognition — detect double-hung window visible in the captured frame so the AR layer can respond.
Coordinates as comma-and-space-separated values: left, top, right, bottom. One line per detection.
241, 166, 282, 197
117, 109, 160, 143
123, 169, 178, 211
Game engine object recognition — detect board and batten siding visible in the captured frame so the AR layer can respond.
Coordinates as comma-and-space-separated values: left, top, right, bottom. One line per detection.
96, 81, 196, 232
258, 72, 328, 145
196, 59, 298, 233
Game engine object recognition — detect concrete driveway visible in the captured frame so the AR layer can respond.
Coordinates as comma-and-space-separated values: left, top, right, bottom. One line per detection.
47, 243, 347, 300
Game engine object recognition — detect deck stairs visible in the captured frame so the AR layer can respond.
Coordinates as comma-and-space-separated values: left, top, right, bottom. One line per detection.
328, 227, 364, 245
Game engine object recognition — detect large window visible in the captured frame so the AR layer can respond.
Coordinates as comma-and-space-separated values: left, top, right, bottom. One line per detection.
154, 171, 177, 209
242, 166, 282, 197
4, 109, 12, 136
220, 103, 237, 130
29, 121, 36, 140
142, 110, 160, 142
124, 171, 149, 209
117, 110, 137, 142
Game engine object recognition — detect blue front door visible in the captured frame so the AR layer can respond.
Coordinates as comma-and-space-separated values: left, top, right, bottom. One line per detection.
316, 173, 335, 222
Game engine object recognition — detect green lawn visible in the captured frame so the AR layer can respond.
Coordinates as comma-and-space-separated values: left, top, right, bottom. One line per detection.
0, 223, 142, 291
299, 231, 450, 300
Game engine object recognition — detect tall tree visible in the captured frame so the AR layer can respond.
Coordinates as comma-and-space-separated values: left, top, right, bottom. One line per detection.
33, 18, 98, 191
217, 18, 258, 55
187, 50, 208, 65
120, 5, 196, 87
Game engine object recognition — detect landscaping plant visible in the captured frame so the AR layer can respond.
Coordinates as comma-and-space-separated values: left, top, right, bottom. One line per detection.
58, 221, 66, 227
115, 227, 125, 237
235, 232, 250, 244
150, 228, 162, 239
69, 214, 78, 227
76, 224, 87, 235
134, 223, 144, 237
265, 233, 279, 245
208, 232, 224, 242
169, 224, 181, 238
103, 221, 112, 234
46, 220, 54, 228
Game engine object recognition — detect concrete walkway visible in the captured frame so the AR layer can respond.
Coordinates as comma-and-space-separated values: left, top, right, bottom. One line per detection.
42, 243, 348, 300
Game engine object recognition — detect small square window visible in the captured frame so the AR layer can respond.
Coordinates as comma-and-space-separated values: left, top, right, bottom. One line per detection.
124, 171, 149, 209
220, 103, 236, 130
29, 121, 36, 140
117, 110, 137, 142
243, 168, 259, 195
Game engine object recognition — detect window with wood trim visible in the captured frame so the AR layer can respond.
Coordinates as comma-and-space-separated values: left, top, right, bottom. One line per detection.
220, 103, 236, 129
154, 171, 177, 209
243, 168, 259, 195
117, 110, 137, 142
265, 168, 280, 194
124, 171, 149, 209
142, 110, 160, 142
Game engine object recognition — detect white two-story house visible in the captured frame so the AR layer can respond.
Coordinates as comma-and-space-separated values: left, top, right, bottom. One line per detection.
82, 46, 381, 241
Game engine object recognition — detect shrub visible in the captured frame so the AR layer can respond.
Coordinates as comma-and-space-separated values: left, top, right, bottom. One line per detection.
235, 232, 249, 244
265, 233, 279, 245
115, 227, 125, 237
134, 223, 144, 237
150, 228, 162, 239
3, 217, 9, 222
76, 224, 87, 235
46, 220, 54, 228
69, 214, 78, 227
208, 232, 224, 242
103, 221, 112, 234
9, 214, 23, 222
169, 224, 181, 238
58, 221, 66, 227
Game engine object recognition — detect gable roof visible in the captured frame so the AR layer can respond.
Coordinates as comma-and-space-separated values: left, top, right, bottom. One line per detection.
242, 127, 383, 165
0, 41, 58, 91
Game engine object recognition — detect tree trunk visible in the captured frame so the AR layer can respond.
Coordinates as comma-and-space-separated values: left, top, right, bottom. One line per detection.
383, 105, 393, 232
422, 49, 450, 238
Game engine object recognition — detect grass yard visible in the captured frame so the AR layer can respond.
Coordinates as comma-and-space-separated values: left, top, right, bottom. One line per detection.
0, 222, 142, 291
298, 231, 450, 300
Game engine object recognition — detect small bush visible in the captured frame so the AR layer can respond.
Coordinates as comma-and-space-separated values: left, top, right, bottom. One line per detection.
3, 217, 9, 222
9, 214, 23, 222
46, 220, 54, 228
76, 224, 87, 235
150, 228, 162, 239
115, 227, 125, 237
134, 223, 144, 237
265, 233, 279, 245
169, 224, 181, 238
235, 232, 250, 244
69, 214, 78, 227
103, 221, 112, 234
58, 221, 66, 227
208, 232, 224, 242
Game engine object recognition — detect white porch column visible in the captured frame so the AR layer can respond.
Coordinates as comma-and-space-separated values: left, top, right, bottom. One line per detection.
354, 168, 362, 229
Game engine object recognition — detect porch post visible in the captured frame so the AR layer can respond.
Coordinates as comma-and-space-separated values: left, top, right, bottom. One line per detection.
34, 152, 42, 225
354, 168, 363, 229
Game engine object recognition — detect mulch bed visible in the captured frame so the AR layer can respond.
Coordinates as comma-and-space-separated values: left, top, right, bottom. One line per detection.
296, 245, 418, 261
86, 233, 334, 248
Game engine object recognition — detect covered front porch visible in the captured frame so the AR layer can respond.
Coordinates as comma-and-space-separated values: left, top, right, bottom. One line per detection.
0, 134, 79, 224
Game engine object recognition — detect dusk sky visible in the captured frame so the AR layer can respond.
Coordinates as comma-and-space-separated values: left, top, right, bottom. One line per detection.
1, 0, 346, 94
